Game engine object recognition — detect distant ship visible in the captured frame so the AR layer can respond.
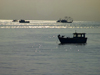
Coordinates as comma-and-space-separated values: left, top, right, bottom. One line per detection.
19, 19, 30, 23
57, 16, 73, 23
12, 20, 18, 22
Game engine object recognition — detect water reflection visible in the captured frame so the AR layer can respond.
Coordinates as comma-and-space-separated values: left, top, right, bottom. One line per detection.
0, 25, 97, 28
0, 20, 100, 28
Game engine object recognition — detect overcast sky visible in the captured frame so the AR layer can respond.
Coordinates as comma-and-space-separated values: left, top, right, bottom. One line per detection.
0, 0, 100, 21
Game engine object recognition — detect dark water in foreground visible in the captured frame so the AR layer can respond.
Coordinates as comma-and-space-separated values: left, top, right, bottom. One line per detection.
0, 20, 100, 75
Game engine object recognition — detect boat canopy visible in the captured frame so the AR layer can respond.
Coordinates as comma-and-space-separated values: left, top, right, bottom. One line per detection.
73, 33, 86, 38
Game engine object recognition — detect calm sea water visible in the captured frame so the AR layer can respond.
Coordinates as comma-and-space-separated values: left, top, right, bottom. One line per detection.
0, 20, 100, 75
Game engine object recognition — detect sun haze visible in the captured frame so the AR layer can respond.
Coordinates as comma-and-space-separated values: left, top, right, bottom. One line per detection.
0, 0, 100, 21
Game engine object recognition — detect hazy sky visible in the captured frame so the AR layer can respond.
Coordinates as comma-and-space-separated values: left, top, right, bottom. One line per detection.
0, 0, 100, 21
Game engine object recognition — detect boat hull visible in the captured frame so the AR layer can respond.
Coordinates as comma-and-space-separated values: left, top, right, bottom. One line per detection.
57, 20, 72, 23
57, 21, 72, 23
58, 37, 87, 44
19, 21, 30, 23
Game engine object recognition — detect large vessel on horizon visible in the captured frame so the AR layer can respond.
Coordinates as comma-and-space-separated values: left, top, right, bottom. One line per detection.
57, 16, 73, 23
19, 19, 30, 23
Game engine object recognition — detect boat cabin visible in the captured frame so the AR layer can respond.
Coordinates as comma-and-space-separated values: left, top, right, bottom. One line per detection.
73, 33, 86, 38
19, 19, 25, 22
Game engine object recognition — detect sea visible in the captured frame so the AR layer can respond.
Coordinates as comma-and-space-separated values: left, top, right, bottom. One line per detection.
0, 20, 100, 75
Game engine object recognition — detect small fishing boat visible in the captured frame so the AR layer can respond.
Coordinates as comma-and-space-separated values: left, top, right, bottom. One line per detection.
19, 19, 30, 23
58, 32, 87, 44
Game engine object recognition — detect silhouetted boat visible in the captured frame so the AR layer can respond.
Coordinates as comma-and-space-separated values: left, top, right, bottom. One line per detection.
57, 16, 73, 23
19, 19, 30, 23
58, 32, 87, 44
12, 20, 18, 22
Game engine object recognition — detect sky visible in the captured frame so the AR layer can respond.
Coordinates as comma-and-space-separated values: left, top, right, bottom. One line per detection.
0, 0, 100, 21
